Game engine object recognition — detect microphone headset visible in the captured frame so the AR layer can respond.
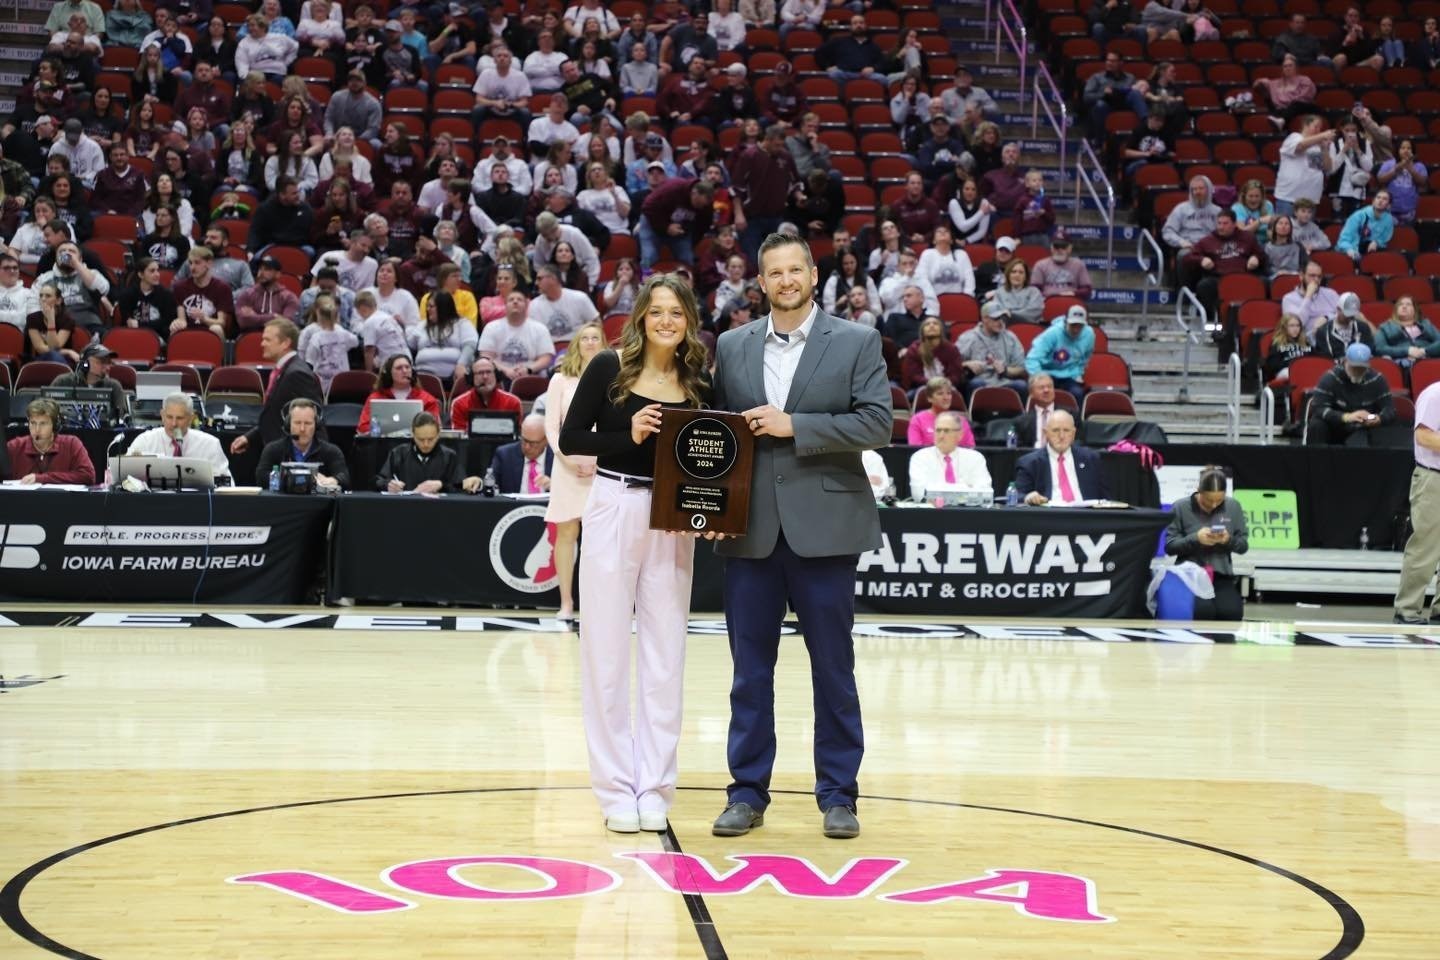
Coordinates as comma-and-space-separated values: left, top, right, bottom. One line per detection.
281, 398, 324, 443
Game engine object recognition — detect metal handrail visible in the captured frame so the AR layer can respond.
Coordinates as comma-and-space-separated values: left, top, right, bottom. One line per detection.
993, 0, 1028, 114
1137, 228, 1165, 328
1074, 139, 1116, 286
1031, 63, 1067, 195
1224, 352, 1241, 444
1259, 386, 1276, 445
1175, 286, 1206, 403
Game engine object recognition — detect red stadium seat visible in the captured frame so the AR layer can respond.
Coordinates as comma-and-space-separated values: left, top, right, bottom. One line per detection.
969, 386, 1024, 423
326, 370, 378, 404
205, 365, 265, 405
1359, 251, 1410, 281
16, 361, 72, 392
1083, 352, 1132, 394
938, 294, 979, 326
1410, 358, 1440, 398
1081, 390, 1137, 420
166, 328, 224, 373
1330, 275, 1377, 301
102, 328, 162, 369
1384, 276, 1435, 304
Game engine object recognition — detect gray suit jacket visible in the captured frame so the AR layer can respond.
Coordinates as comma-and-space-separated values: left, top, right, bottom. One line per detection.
712, 308, 892, 559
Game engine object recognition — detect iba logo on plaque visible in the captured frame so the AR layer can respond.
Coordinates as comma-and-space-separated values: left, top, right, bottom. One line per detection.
650, 409, 753, 536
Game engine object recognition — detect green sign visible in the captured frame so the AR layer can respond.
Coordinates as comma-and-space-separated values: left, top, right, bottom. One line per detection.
1233, 489, 1300, 550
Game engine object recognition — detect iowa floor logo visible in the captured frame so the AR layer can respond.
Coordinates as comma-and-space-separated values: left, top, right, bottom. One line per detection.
487, 504, 558, 593
0, 525, 44, 569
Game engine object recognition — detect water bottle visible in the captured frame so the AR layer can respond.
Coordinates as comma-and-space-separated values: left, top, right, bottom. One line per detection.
1005, 482, 1019, 507
481, 465, 497, 497
1006, 425, 1018, 449
369, 416, 381, 438
1359, 526, 1369, 550
268, 465, 281, 492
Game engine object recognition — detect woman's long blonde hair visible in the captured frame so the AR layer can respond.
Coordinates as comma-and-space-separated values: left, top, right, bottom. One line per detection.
610, 274, 708, 408
559, 321, 604, 378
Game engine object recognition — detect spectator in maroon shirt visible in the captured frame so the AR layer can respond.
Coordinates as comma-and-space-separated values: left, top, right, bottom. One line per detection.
656, 56, 717, 129
6, 397, 95, 485
173, 61, 232, 136
729, 124, 799, 262
980, 142, 1026, 216
761, 61, 808, 126
637, 177, 715, 269
91, 143, 149, 216
892, 171, 943, 245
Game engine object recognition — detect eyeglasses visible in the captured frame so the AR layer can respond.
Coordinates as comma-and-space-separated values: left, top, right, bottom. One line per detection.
934, 428, 959, 434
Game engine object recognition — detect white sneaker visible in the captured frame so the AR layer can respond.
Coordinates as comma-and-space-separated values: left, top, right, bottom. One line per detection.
639, 810, 668, 832
605, 812, 640, 833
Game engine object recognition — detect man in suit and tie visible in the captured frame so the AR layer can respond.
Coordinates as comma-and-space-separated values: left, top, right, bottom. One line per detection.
491, 413, 554, 494
1012, 373, 1059, 448
709, 232, 892, 841
1014, 409, 1107, 505
229, 318, 325, 457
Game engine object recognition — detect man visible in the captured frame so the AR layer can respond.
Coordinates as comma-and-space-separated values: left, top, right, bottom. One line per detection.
313, 230, 378, 293
974, 236, 1018, 296
374, 18, 421, 91
1088, 0, 1142, 44
1012, 373, 1060, 447
533, 211, 600, 287
1336, 189, 1395, 260
1181, 208, 1265, 343
6, 397, 95, 485
172, 247, 233, 338
527, 264, 600, 341
526, 93, 580, 159
235, 256, 300, 332
1015, 410, 1105, 505
915, 114, 970, 187
730, 125, 796, 262
1082, 52, 1149, 144
477, 293, 557, 387
380, 180, 424, 261
762, 60, 808, 126
1121, 111, 1174, 183
715, 62, 759, 127
1031, 236, 1093, 300
48, 118, 103, 187
491, 413, 553, 493
939, 65, 998, 123
0, 254, 28, 329
475, 162, 527, 229
325, 69, 383, 146
472, 135, 533, 196
1274, 115, 1335, 217
91, 144, 148, 217
785, 111, 832, 180
956, 310, 1029, 402
1393, 379, 1440, 624
816, 13, 884, 86
451, 355, 525, 429
892, 172, 942, 245
1305, 343, 1397, 446
230, 318, 325, 456
53, 343, 126, 415
637, 177, 715, 269
34, 240, 108, 332
657, 55, 717, 129
659, 9, 717, 73
46, 0, 103, 35
541, 187, 609, 253
125, 391, 232, 481
559, 59, 616, 126
176, 226, 254, 292
1282, 260, 1341, 336
1025, 306, 1096, 405
254, 397, 349, 489
174, 61, 232, 136
470, 45, 534, 130
1313, 292, 1377, 360
980, 142, 1026, 214
877, 250, 938, 319
248, 177, 315, 257
378, 411, 476, 493
1272, 12, 1329, 66
709, 232, 891, 841
908, 411, 992, 500
1161, 175, 1220, 267
881, 285, 930, 350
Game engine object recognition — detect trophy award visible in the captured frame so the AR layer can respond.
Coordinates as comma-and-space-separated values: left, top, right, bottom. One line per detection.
650, 409, 754, 536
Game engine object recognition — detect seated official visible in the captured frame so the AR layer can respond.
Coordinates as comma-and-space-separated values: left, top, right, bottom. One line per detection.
52, 343, 127, 417
449, 356, 523, 430
1305, 343, 1398, 447
493, 413, 554, 494
1163, 466, 1250, 621
377, 411, 479, 494
1011, 373, 1061, 448
356, 354, 443, 435
1014, 409, 1107, 505
909, 410, 992, 500
6, 397, 96, 485
124, 392, 233, 481
254, 398, 350, 490
861, 448, 891, 499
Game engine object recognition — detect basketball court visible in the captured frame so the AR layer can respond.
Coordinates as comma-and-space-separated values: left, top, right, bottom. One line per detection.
2, 605, 1437, 958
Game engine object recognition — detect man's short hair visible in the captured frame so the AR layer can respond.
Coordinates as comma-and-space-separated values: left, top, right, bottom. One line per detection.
266, 317, 300, 350
535, 263, 561, 281
1294, 197, 1315, 211
188, 245, 214, 261
274, 175, 297, 193
757, 232, 814, 270
163, 392, 195, 413
535, 211, 559, 232
26, 397, 61, 425
689, 180, 715, 199
1216, 207, 1237, 222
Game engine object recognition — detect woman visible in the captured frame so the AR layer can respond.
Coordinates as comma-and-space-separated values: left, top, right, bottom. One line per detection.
987, 259, 1044, 325
947, 176, 994, 245
433, 220, 469, 282
312, 177, 362, 251
889, 72, 931, 141
543, 321, 604, 622
76, 86, 124, 151
1375, 295, 1440, 368
133, 43, 179, 104
106, 0, 154, 51
25, 283, 78, 363
423, 133, 467, 182
917, 225, 976, 297
1164, 466, 1249, 621
822, 249, 880, 316
576, 37, 614, 79
194, 14, 239, 80
1254, 54, 1316, 128
182, 107, 219, 161
900, 320, 967, 395
137, 205, 190, 271
219, 119, 266, 190
559, 274, 709, 833
18, 59, 67, 122
419, 263, 478, 327
1263, 214, 1304, 279
7, 198, 63, 265
601, 258, 640, 317
141, 173, 196, 238
1261, 313, 1311, 420
867, 219, 905, 282
115, 257, 179, 338
295, 0, 345, 59
47, 175, 92, 243
357, 354, 443, 434
232, 72, 275, 129
837, 284, 878, 328
408, 288, 478, 384
1328, 120, 1375, 219
298, 292, 360, 391
581, 132, 624, 186
489, 234, 535, 293
1144, 62, 1188, 138
319, 126, 375, 185
266, 97, 324, 160
264, 130, 320, 199
126, 98, 165, 161
552, 241, 589, 293
367, 258, 421, 330
5, 398, 95, 485
968, 122, 1004, 179
478, 265, 519, 325
534, 141, 580, 198
578, 161, 631, 237
881, 30, 927, 84
1232, 179, 1275, 245
1377, 140, 1428, 225
374, 122, 422, 197
907, 375, 975, 447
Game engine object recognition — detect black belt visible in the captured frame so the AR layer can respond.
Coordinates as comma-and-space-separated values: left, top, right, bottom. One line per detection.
1420, 464, 1440, 474
596, 468, 653, 488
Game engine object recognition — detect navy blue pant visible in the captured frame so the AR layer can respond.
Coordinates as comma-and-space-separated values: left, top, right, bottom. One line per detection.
723, 530, 864, 812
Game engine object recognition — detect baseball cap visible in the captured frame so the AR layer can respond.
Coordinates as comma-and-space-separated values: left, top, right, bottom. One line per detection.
775, 61, 792, 74
1337, 291, 1362, 318
257, 255, 282, 271
726, 63, 746, 77
646, 160, 666, 171
34, 114, 56, 129
644, 132, 665, 148
63, 117, 82, 133
1065, 305, 1088, 325
83, 343, 115, 360
1345, 342, 1372, 364
929, 114, 951, 124
383, 18, 403, 31
491, 134, 509, 145
1050, 233, 1072, 248
995, 236, 1018, 252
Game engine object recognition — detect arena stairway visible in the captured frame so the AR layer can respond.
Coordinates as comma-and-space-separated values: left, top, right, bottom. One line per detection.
0, 0, 54, 115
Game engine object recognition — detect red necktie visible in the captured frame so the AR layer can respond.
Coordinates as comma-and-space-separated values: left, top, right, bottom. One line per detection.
172, 438, 182, 457
943, 453, 955, 485
1056, 452, 1077, 502
527, 459, 539, 494
266, 366, 279, 393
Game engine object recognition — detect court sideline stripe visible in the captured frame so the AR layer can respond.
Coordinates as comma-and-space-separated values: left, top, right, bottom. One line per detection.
661, 825, 729, 960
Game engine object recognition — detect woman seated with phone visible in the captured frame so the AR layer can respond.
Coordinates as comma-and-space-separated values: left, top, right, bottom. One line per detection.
1163, 466, 1250, 621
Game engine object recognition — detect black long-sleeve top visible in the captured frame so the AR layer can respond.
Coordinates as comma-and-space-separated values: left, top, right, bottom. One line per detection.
376, 443, 464, 492
559, 349, 709, 477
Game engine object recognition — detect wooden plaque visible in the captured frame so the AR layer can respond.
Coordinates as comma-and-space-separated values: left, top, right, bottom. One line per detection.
650, 408, 754, 536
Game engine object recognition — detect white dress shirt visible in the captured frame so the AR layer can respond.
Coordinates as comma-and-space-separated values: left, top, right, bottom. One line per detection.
1045, 445, 1084, 504
909, 445, 992, 499
762, 303, 817, 409
125, 426, 232, 478
1030, 405, 1054, 448
861, 448, 890, 499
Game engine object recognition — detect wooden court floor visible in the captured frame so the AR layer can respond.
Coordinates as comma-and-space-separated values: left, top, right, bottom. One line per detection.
2, 609, 1438, 959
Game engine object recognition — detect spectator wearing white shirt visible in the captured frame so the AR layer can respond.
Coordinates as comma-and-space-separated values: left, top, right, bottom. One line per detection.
472, 135, 534, 196
877, 248, 940, 318
49, 120, 105, 188
479, 290, 557, 382
916, 226, 976, 297
235, 13, 299, 81
125, 393, 232, 481
313, 231, 378, 293
563, 0, 621, 39
470, 46, 533, 130
356, 290, 409, 371
533, 213, 601, 288
0, 255, 29, 329
364, 257, 421, 330
909, 411, 993, 500
523, 30, 568, 93
527, 94, 581, 159
527, 264, 601, 340
708, 0, 748, 52
577, 161, 632, 235
1274, 115, 1335, 216
779, 0, 824, 38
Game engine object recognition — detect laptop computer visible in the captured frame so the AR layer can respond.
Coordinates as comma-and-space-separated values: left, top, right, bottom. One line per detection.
468, 409, 520, 439
369, 399, 425, 437
111, 455, 216, 490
